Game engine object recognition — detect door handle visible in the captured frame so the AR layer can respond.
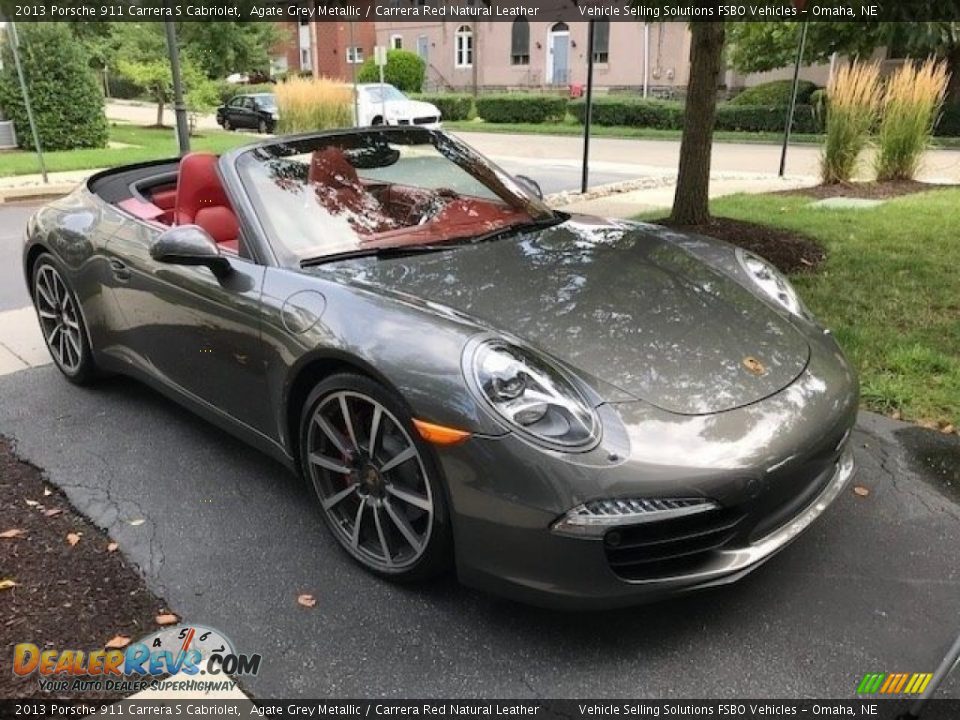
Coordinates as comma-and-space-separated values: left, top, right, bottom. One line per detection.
109, 259, 131, 281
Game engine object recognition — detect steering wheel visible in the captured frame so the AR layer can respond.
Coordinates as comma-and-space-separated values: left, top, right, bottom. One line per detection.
415, 188, 459, 225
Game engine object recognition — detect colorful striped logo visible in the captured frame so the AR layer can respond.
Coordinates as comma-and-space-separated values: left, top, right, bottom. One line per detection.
857, 672, 933, 695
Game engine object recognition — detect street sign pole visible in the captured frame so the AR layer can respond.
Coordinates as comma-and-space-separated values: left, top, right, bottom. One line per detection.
350, 22, 359, 127
779, 21, 808, 177
164, 17, 190, 156
374, 45, 388, 123
6, 21, 48, 183
581, 20, 596, 194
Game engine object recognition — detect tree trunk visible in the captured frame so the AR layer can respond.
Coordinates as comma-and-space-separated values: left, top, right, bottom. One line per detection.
670, 22, 726, 225
156, 99, 164, 128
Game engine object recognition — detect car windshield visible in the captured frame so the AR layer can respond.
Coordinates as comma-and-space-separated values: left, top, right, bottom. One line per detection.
253, 94, 276, 109
235, 128, 556, 262
364, 85, 407, 103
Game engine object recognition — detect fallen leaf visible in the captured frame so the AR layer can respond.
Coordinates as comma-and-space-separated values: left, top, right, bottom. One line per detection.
918, 419, 939, 430
128, 519, 145, 526
0, 579, 17, 590
105, 635, 131, 649
890, 410, 902, 421
853, 485, 870, 498
106, 542, 119, 553
24, 499, 39, 507
942, 424, 956, 435
66, 532, 81, 546
0, 529, 26, 539
297, 593, 317, 608
43, 488, 52, 497
155, 613, 178, 626
43, 508, 63, 518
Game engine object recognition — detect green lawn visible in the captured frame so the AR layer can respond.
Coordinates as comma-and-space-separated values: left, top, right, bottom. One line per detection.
0, 124, 254, 177
641, 191, 960, 427
445, 119, 960, 149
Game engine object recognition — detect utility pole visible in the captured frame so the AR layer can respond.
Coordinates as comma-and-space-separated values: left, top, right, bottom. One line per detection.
581, 21, 596, 194
779, 21, 808, 177
164, 17, 190, 155
6, 21, 47, 183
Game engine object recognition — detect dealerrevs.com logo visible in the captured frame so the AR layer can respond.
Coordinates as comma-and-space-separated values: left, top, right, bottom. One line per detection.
856, 672, 933, 695
12, 625, 261, 694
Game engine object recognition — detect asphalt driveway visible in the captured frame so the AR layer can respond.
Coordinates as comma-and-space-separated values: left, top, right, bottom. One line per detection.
0, 365, 958, 698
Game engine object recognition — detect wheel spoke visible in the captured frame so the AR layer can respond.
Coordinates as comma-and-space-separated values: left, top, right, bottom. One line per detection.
36, 279, 56, 309
321, 482, 358, 510
384, 498, 423, 552
315, 414, 351, 457
351, 497, 367, 549
37, 309, 56, 320
368, 405, 382, 456
372, 505, 393, 566
51, 272, 64, 304
380, 445, 417, 474
385, 484, 431, 512
309, 451, 351, 475
65, 329, 81, 358
338, 394, 360, 452
47, 324, 61, 346
58, 329, 66, 363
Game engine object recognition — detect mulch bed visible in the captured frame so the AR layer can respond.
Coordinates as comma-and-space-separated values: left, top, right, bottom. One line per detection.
653, 217, 826, 274
0, 437, 171, 699
781, 179, 956, 200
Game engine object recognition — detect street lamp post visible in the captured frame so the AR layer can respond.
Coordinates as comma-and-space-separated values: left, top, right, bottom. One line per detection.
581, 20, 596, 195
5, 21, 48, 183
164, 18, 190, 156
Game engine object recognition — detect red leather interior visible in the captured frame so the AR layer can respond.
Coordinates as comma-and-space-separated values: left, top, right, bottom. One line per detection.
308, 148, 399, 234
174, 152, 239, 248
151, 186, 177, 212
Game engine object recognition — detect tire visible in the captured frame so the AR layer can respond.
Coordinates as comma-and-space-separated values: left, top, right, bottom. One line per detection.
299, 373, 452, 581
31, 253, 97, 385
223, 117, 232, 131
371, 116, 384, 126
258, 118, 269, 134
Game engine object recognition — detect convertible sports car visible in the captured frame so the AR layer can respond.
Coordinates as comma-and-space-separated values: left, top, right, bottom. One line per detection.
23, 127, 858, 609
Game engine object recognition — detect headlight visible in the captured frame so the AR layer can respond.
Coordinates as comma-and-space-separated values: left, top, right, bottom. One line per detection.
736, 249, 809, 319
471, 340, 598, 449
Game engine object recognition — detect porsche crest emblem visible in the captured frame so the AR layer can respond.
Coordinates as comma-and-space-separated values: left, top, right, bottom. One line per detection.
742, 356, 767, 376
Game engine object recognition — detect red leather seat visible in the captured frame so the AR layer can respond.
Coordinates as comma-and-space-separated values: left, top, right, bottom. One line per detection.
308, 147, 397, 234
174, 152, 239, 252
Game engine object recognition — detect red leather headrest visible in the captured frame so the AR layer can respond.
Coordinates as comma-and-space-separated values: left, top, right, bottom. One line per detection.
175, 152, 232, 226
309, 147, 359, 188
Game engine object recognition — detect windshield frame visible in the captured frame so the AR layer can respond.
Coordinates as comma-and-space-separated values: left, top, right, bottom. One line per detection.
227, 127, 557, 268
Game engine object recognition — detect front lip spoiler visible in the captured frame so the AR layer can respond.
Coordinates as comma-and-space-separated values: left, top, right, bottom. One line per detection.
624, 444, 856, 587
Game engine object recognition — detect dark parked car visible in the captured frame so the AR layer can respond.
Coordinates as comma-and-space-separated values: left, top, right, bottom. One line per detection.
216, 92, 277, 134
23, 128, 858, 608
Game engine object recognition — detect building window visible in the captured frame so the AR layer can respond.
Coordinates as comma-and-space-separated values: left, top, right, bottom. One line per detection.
455, 25, 473, 68
510, 17, 529, 65
391, 34, 403, 50
346, 47, 364, 64
592, 20, 610, 64
301, 48, 310, 69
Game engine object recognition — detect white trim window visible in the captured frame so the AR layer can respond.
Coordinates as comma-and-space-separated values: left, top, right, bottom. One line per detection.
455, 25, 473, 68
391, 34, 403, 50
346, 47, 364, 64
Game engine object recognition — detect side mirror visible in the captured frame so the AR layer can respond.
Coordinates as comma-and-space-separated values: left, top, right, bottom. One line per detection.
515, 174, 544, 200
150, 225, 232, 279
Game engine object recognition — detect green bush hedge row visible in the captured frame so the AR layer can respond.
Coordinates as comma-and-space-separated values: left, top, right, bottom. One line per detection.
411, 93, 474, 121
934, 104, 960, 136
474, 94, 568, 124
728, 79, 819, 107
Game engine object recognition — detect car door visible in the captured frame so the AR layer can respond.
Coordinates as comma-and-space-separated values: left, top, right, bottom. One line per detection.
99, 220, 274, 439
226, 97, 246, 127
240, 97, 258, 129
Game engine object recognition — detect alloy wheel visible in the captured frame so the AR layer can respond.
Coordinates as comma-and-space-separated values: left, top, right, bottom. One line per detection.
35, 264, 83, 374
306, 391, 434, 572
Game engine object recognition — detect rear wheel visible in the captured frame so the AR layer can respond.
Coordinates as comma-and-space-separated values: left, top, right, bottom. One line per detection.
299, 373, 452, 581
371, 116, 384, 126
223, 117, 233, 131
32, 254, 97, 385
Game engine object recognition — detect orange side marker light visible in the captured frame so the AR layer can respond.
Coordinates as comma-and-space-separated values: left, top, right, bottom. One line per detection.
413, 419, 471, 446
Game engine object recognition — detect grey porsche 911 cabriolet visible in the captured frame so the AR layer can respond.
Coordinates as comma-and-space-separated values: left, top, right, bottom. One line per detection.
23, 127, 858, 608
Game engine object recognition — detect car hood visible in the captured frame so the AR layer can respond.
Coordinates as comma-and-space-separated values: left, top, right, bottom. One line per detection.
315, 217, 811, 415
386, 99, 440, 118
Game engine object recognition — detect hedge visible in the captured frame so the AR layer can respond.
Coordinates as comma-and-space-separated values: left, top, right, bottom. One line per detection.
411, 93, 473, 121
571, 97, 822, 133
217, 82, 277, 105
0, 23, 108, 150
729, 79, 819, 107
474, 94, 568, 124
933, 104, 960, 136
357, 50, 425, 93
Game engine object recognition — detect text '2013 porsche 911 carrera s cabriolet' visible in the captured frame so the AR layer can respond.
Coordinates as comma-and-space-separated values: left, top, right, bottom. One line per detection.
24, 127, 858, 609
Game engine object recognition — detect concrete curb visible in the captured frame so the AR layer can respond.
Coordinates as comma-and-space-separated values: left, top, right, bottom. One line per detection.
0, 184, 77, 204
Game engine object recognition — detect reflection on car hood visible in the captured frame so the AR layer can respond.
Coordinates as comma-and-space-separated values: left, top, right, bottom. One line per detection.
315, 217, 811, 415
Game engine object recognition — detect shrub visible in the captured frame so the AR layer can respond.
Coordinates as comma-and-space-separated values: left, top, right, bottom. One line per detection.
411, 93, 473, 121
0, 23, 108, 151
934, 103, 960, 136
875, 58, 950, 181
715, 104, 821, 134
821, 61, 882, 184
569, 97, 683, 128
357, 50, 425, 93
729, 79, 818, 107
274, 76, 352, 133
217, 81, 276, 106
475, 94, 568, 124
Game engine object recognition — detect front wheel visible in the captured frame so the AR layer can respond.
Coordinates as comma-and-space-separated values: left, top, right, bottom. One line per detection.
299, 373, 452, 581
258, 118, 269, 134
32, 254, 97, 385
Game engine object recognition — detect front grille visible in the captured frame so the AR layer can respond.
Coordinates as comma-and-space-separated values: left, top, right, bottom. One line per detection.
413, 116, 438, 125
605, 508, 746, 581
